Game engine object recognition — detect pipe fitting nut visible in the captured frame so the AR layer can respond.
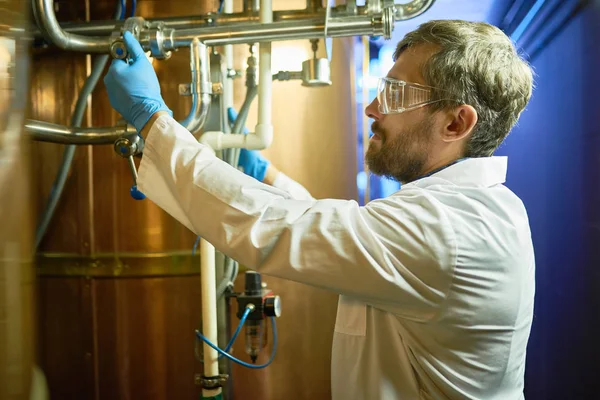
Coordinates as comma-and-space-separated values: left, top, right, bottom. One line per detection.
113, 133, 144, 158
110, 40, 127, 60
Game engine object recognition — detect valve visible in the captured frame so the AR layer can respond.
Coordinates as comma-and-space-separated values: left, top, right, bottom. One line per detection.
233, 271, 281, 363
113, 133, 146, 200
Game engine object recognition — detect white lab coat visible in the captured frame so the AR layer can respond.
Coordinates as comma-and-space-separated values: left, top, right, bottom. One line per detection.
137, 115, 535, 400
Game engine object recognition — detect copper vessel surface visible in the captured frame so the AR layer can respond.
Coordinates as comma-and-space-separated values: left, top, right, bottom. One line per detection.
32, 1, 356, 399
0, 0, 35, 399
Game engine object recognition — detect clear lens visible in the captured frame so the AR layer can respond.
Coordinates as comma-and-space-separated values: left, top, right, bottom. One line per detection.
376, 78, 435, 114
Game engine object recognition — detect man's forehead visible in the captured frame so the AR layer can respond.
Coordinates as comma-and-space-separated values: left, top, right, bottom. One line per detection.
387, 44, 438, 83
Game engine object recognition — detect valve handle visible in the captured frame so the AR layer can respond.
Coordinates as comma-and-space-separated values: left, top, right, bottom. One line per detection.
127, 155, 145, 200
113, 135, 146, 201
130, 185, 146, 200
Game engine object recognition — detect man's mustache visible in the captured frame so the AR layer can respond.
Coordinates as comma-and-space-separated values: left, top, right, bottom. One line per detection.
371, 122, 385, 138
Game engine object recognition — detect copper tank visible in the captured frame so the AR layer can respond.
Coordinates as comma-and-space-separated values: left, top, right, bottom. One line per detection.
0, 0, 35, 399
31, 1, 357, 399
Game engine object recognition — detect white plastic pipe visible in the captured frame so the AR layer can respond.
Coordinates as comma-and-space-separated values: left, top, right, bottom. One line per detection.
200, 0, 273, 150
224, 0, 234, 111
200, 239, 221, 397
256, 0, 274, 145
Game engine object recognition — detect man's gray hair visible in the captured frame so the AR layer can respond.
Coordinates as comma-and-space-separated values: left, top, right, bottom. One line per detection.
395, 20, 534, 157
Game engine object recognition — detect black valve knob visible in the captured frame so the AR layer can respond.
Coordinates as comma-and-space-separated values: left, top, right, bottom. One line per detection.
264, 296, 281, 318
244, 271, 262, 296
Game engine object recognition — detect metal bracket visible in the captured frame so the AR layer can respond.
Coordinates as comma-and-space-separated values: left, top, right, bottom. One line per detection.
227, 68, 243, 79
212, 82, 223, 94
179, 82, 220, 96
178, 83, 192, 96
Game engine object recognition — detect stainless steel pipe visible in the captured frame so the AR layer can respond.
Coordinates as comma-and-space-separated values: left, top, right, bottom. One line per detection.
25, 120, 135, 144
31, 0, 434, 40
180, 39, 211, 134
172, 15, 388, 47
27, 39, 211, 145
394, 0, 436, 20
31, 0, 434, 53
32, 10, 327, 40
34, 0, 111, 52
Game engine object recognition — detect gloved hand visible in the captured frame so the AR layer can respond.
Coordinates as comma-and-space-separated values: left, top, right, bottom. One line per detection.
227, 107, 270, 182
103, 31, 172, 132
238, 149, 270, 182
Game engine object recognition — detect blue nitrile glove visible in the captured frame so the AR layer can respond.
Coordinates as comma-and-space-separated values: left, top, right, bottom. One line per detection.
227, 107, 270, 182
103, 31, 172, 132
238, 149, 270, 182
227, 107, 250, 134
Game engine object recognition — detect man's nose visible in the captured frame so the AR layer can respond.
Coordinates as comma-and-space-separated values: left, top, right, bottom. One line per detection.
365, 97, 382, 121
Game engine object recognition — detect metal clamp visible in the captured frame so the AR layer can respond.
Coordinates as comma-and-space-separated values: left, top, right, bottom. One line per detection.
113, 132, 146, 200
227, 68, 243, 79
382, 6, 394, 39
194, 374, 229, 390
144, 20, 175, 60
109, 17, 175, 60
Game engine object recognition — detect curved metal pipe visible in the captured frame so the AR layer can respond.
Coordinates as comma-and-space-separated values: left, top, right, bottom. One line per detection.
173, 15, 387, 47
31, 11, 328, 39
25, 120, 135, 144
28, 40, 209, 145
29, 1, 434, 51
34, 0, 111, 52
180, 39, 211, 134
394, 0, 436, 21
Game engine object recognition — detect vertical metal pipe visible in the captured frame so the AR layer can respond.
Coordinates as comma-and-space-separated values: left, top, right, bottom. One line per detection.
180, 39, 211, 134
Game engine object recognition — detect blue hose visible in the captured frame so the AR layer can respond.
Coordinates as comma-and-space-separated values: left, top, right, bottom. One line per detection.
35, 1, 124, 250
223, 306, 251, 354
196, 317, 277, 369
120, 0, 126, 19
192, 236, 201, 256
198, 302, 250, 364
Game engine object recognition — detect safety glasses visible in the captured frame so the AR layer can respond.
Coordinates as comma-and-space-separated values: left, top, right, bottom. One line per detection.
376, 77, 450, 114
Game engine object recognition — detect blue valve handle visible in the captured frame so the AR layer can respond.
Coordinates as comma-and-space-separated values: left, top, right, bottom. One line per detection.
127, 156, 145, 200
130, 185, 146, 200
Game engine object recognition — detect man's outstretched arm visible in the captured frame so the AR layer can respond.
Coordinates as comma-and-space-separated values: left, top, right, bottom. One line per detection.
104, 32, 457, 321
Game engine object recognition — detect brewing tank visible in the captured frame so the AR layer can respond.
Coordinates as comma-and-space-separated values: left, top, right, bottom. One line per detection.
0, 0, 35, 399
31, 1, 356, 399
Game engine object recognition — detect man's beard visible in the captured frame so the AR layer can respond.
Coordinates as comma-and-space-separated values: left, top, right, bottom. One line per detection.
366, 118, 433, 183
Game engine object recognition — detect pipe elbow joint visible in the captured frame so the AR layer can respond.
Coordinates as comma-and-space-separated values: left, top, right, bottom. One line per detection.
252, 124, 273, 150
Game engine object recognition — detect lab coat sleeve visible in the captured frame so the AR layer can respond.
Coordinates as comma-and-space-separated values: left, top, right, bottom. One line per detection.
271, 172, 314, 201
137, 115, 457, 321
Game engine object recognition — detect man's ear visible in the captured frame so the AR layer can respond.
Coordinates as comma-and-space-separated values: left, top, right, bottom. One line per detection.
442, 105, 478, 143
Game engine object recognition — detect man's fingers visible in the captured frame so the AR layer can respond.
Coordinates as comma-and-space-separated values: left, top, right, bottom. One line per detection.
109, 58, 128, 72
123, 31, 146, 61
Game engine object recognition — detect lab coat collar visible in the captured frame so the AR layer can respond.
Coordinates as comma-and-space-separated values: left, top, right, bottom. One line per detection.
409, 156, 507, 188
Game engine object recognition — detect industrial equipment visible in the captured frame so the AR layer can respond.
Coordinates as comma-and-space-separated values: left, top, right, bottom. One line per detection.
22, 1, 436, 398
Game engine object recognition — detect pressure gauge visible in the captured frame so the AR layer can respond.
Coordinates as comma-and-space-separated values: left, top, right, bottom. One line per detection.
264, 295, 281, 318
